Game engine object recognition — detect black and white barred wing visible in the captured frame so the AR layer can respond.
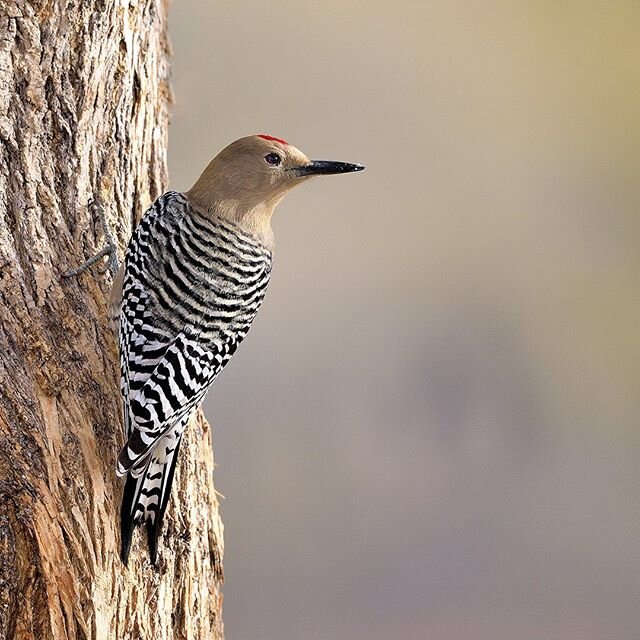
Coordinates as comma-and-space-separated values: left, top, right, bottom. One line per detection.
118, 279, 164, 440
116, 333, 224, 475
116, 194, 180, 439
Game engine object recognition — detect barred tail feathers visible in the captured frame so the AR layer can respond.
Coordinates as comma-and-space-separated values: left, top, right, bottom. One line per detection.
120, 433, 183, 564
116, 426, 159, 477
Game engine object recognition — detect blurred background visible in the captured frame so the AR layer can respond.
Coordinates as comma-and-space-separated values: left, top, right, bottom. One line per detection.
168, 2, 640, 639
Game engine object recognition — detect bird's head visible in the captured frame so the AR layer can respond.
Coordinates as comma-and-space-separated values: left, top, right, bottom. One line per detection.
186, 134, 364, 244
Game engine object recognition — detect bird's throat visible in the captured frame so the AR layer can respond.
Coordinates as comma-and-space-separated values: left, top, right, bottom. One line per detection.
185, 192, 277, 251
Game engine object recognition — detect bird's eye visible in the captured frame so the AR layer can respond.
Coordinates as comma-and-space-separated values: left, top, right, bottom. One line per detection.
264, 153, 282, 166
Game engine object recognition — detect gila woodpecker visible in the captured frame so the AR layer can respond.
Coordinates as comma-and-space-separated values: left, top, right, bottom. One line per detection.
102, 135, 364, 564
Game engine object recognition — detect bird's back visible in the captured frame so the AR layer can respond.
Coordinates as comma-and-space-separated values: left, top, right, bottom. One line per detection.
119, 191, 273, 406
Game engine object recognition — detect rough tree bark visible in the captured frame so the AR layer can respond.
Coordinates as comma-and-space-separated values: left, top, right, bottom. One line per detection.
0, 2, 224, 639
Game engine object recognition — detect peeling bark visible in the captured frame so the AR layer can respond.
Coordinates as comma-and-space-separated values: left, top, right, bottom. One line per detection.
0, 2, 224, 638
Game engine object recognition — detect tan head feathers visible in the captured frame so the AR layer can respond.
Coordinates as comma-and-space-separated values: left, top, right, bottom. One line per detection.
185, 135, 364, 246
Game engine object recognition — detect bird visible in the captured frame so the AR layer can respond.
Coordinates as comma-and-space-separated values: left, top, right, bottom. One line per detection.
107, 134, 364, 564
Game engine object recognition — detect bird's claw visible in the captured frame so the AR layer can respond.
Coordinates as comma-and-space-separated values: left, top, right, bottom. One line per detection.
63, 202, 120, 279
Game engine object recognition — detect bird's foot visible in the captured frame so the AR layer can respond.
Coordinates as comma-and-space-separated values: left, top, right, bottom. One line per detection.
63, 201, 120, 279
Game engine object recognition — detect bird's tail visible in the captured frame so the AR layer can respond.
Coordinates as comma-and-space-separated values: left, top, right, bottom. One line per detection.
120, 433, 183, 565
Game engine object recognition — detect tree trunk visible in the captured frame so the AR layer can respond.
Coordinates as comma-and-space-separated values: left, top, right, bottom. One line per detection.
0, 2, 224, 639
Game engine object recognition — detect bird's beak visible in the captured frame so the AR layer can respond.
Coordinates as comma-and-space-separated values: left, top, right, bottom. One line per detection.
293, 160, 365, 176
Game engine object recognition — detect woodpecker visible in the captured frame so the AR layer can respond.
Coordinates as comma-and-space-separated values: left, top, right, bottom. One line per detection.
98, 134, 364, 564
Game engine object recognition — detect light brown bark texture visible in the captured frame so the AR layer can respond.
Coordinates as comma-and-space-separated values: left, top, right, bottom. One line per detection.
0, 2, 224, 639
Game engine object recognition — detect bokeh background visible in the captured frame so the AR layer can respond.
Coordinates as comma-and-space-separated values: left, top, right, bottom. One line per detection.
167, 2, 640, 639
